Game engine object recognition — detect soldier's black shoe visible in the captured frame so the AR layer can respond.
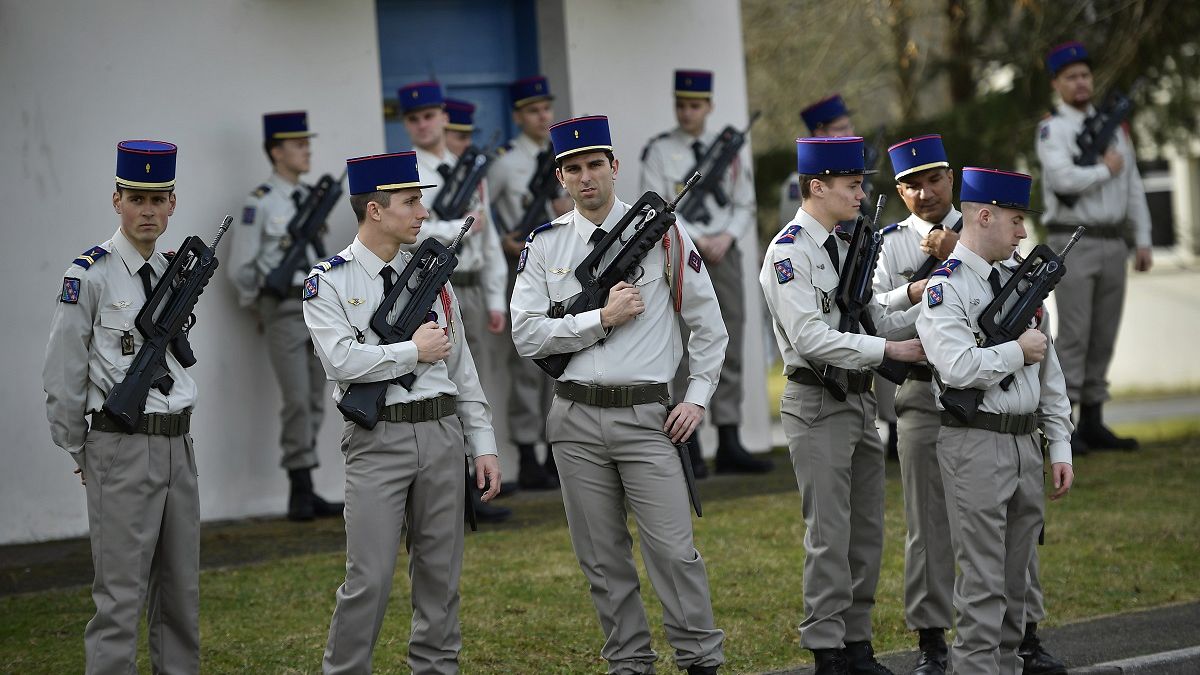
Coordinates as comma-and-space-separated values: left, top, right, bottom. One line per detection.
517, 444, 558, 490
812, 648, 851, 675
886, 421, 899, 461
714, 425, 773, 474
287, 468, 315, 522
1019, 623, 1067, 675
686, 664, 719, 675
1070, 429, 1090, 456
311, 493, 344, 518
687, 435, 708, 479
845, 641, 895, 675
470, 486, 512, 524
1078, 404, 1139, 451
910, 628, 948, 675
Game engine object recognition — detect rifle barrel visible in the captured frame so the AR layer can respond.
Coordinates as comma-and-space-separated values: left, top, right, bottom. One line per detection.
1058, 226, 1086, 258
668, 173, 702, 210
210, 216, 233, 249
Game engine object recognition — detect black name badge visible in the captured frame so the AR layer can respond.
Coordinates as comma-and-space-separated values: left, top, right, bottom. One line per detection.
121, 331, 135, 356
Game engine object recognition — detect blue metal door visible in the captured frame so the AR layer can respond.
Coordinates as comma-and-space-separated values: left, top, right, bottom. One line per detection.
376, 0, 539, 151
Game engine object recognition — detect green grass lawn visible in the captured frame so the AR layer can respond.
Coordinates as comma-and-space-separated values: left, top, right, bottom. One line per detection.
4, 422, 1198, 674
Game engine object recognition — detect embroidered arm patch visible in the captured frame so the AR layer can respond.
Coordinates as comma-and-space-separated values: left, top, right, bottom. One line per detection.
302, 275, 319, 301
242, 206, 256, 224
688, 250, 703, 273
516, 247, 529, 273
774, 258, 794, 284
61, 277, 81, 304
927, 283, 943, 307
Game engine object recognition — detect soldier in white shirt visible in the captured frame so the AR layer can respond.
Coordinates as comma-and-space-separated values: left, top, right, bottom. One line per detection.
511, 115, 727, 675
760, 136, 926, 675
305, 150, 501, 674
1036, 40, 1152, 455
227, 110, 342, 522
917, 168, 1074, 675
640, 69, 770, 476
44, 140, 200, 674
487, 74, 571, 490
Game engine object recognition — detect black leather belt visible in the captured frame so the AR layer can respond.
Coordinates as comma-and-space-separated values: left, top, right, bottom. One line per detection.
787, 368, 873, 394
555, 382, 669, 408
1046, 223, 1125, 240
379, 394, 458, 424
450, 270, 479, 287
90, 410, 191, 437
941, 411, 1038, 435
907, 365, 933, 382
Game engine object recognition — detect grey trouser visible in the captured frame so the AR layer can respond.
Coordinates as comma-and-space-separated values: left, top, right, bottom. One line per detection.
505, 266, 554, 446
895, 378, 954, 631
258, 294, 326, 470
547, 397, 725, 673
1049, 233, 1129, 406
939, 426, 1044, 675
780, 380, 886, 649
672, 242, 744, 426
324, 416, 467, 675
1026, 546, 1045, 623
82, 430, 200, 675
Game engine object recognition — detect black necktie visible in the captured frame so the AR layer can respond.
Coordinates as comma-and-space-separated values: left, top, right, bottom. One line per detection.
823, 236, 840, 272
380, 266, 396, 297
691, 140, 705, 164
988, 268, 1003, 298
137, 263, 154, 300
589, 227, 605, 246
292, 189, 304, 210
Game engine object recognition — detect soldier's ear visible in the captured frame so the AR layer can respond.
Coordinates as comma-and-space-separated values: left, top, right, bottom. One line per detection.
112, 191, 122, 214
611, 157, 620, 177
167, 192, 177, 216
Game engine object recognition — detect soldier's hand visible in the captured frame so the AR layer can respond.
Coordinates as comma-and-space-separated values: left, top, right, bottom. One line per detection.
73, 467, 86, 487
701, 233, 735, 264
487, 310, 506, 334
1134, 246, 1153, 273
907, 278, 929, 304
883, 338, 925, 363
600, 282, 644, 328
475, 455, 502, 502
1049, 461, 1074, 500
1102, 147, 1124, 176
920, 229, 958, 259
413, 321, 451, 363
501, 232, 526, 257
665, 402, 705, 444
1017, 328, 1047, 364
467, 211, 485, 232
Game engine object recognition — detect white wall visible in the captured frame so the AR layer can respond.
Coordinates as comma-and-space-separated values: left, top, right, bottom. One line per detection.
558, 0, 773, 452
0, 0, 386, 544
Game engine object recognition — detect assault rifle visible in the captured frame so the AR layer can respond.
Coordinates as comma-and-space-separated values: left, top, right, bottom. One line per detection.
501, 147, 560, 240
940, 227, 1085, 423
262, 172, 342, 299
337, 217, 473, 430
908, 216, 965, 281
1055, 83, 1139, 208
433, 133, 501, 221
533, 174, 701, 378
819, 194, 909, 401
676, 112, 760, 225
103, 216, 233, 431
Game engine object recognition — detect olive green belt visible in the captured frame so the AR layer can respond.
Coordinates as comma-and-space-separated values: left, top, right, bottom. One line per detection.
379, 394, 458, 424
787, 368, 873, 394
89, 410, 191, 436
941, 411, 1038, 435
450, 270, 479, 287
555, 382, 669, 408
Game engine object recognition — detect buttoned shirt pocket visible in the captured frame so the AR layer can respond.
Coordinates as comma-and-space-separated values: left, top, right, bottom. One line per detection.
810, 260, 840, 319
632, 260, 665, 288
547, 275, 583, 318
97, 308, 139, 367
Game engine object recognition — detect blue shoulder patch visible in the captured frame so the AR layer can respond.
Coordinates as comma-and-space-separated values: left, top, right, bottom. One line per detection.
931, 259, 962, 278
302, 274, 319, 301
312, 254, 349, 273
516, 247, 529, 273
61, 277, 81, 304
526, 221, 556, 242
72, 245, 108, 270
775, 223, 801, 244
927, 283, 944, 307
881, 222, 901, 235
252, 183, 272, 198
497, 142, 513, 156
640, 131, 670, 162
773, 258, 794, 284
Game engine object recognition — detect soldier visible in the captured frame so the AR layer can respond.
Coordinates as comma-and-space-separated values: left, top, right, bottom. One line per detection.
304, 150, 502, 674
1036, 40, 1152, 454
44, 140, 200, 674
443, 98, 476, 157
916, 168, 1074, 675
779, 95, 859, 227
488, 74, 571, 490
227, 111, 342, 521
760, 136, 926, 675
640, 69, 771, 477
511, 115, 727, 674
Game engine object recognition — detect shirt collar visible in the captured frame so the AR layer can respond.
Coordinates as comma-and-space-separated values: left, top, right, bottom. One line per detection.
673, 126, 711, 144
350, 237, 406, 280
950, 241, 995, 280
797, 208, 834, 247
110, 227, 165, 277
415, 145, 453, 168
516, 133, 548, 154
904, 205, 962, 236
572, 199, 630, 243
269, 172, 299, 192
1054, 102, 1096, 121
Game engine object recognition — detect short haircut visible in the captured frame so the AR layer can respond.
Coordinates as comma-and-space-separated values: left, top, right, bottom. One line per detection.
350, 191, 393, 223
555, 150, 615, 170
960, 201, 986, 221
798, 174, 829, 200
115, 185, 174, 196
263, 138, 285, 165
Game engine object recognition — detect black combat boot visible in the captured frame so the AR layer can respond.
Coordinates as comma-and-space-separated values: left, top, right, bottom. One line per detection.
845, 641, 895, 675
687, 434, 708, 479
287, 468, 315, 521
1078, 404, 1139, 451
517, 444, 557, 490
469, 484, 512, 524
910, 628, 947, 675
714, 425, 773, 474
686, 664, 719, 675
886, 421, 899, 462
1018, 622, 1067, 675
813, 648, 851, 675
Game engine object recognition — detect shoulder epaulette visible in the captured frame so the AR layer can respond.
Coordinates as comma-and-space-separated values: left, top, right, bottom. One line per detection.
640, 131, 671, 162
931, 259, 962, 277
497, 142, 513, 156
526, 222, 557, 242
775, 223, 802, 245
881, 222, 901, 235
251, 183, 272, 198
72, 245, 108, 270
312, 253, 351, 273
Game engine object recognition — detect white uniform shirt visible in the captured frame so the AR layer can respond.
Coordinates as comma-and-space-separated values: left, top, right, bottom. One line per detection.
301, 237, 498, 458
916, 242, 1073, 464
228, 172, 320, 307
509, 200, 728, 408
640, 127, 756, 241
487, 133, 559, 235
873, 207, 962, 310
1036, 102, 1153, 248
759, 209, 919, 376
412, 147, 507, 313
44, 228, 199, 456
